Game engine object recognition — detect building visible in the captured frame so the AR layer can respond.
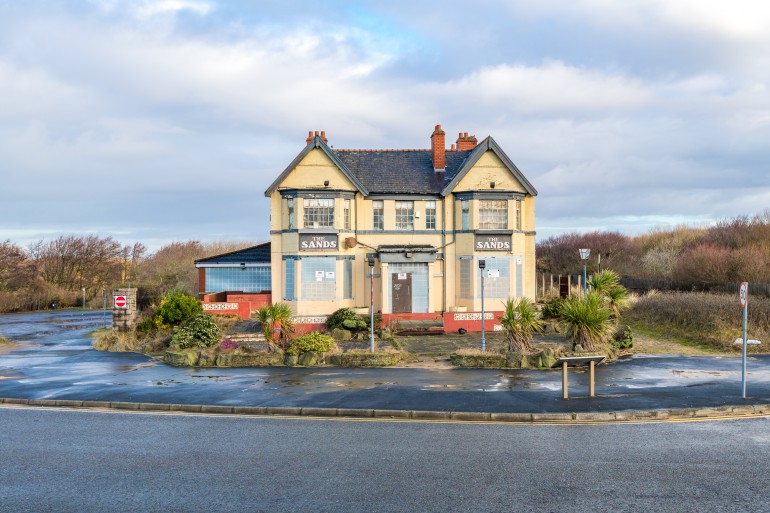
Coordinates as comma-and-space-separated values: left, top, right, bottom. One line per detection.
264, 125, 537, 331
195, 243, 272, 319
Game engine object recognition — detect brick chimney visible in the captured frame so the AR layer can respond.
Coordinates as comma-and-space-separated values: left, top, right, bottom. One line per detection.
306, 130, 328, 144
431, 124, 446, 172
456, 132, 478, 151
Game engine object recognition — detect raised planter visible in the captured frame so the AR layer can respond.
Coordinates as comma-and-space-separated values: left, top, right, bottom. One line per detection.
328, 351, 403, 367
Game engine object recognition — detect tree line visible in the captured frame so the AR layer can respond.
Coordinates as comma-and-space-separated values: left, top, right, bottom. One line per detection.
0, 236, 251, 313
537, 211, 770, 286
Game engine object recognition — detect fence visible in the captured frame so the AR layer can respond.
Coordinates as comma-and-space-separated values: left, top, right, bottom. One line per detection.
619, 278, 770, 298
537, 273, 770, 299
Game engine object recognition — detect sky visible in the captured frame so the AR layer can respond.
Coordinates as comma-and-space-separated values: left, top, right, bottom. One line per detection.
2, 0, 770, 252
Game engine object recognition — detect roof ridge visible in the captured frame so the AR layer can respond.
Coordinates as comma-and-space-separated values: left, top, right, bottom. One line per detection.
334, 148, 471, 153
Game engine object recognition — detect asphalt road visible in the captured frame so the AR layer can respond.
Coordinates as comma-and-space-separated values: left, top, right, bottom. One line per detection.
1, 407, 769, 512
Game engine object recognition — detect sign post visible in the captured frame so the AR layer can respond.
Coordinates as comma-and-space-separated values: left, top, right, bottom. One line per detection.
740, 282, 748, 399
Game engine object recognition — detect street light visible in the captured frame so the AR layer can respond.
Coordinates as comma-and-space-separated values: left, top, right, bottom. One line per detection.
368, 255, 376, 353
479, 259, 486, 352
82, 287, 86, 310
579, 249, 590, 298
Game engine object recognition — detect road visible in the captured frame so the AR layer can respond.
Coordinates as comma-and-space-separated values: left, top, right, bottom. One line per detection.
1, 407, 769, 512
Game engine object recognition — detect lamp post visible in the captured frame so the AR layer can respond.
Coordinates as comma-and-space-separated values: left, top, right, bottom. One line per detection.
579, 249, 590, 298
82, 287, 86, 310
368, 256, 375, 353
479, 259, 486, 352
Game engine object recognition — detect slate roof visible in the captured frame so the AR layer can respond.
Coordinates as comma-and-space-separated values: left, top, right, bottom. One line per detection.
335, 150, 471, 195
264, 134, 537, 197
194, 242, 271, 265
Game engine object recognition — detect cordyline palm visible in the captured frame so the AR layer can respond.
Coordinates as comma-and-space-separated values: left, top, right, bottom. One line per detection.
499, 297, 544, 353
257, 303, 295, 352
587, 269, 621, 295
558, 292, 614, 352
588, 269, 630, 319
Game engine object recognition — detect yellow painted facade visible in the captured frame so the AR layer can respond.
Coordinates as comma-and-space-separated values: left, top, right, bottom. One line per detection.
265, 130, 537, 318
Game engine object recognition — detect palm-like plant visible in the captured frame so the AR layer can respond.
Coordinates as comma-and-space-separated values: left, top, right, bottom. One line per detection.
587, 269, 630, 320
499, 297, 544, 353
558, 292, 614, 352
256, 302, 295, 352
605, 286, 631, 318
587, 269, 621, 295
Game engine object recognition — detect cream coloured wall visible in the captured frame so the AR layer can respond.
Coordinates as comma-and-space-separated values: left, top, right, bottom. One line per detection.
454, 152, 528, 193
268, 145, 536, 317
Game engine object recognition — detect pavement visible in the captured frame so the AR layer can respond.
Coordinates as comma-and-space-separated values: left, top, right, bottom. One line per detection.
1, 309, 770, 422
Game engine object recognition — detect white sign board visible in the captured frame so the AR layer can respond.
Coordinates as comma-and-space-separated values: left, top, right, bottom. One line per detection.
740, 282, 748, 308
315, 271, 324, 281
397, 273, 407, 280
487, 269, 500, 278
325, 271, 335, 279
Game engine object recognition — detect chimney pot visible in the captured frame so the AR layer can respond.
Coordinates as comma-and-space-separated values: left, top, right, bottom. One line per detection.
456, 131, 478, 151
306, 130, 314, 144
320, 130, 328, 143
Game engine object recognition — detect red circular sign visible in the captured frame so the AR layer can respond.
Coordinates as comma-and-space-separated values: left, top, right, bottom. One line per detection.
114, 296, 127, 308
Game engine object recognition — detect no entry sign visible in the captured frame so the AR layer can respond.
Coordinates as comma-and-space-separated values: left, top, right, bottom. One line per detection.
114, 295, 127, 309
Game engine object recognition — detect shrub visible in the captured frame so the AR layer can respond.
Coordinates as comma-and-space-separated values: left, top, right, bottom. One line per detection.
499, 297, 544, 353
219, 338, 239, 351
540, 297, 565, 319
171, 313, 220, 349
142, 290, 202, 331
326, 308, 359, 330
286, 332, 336, 356
612, 325, 634, 349
558, 292, 614, 351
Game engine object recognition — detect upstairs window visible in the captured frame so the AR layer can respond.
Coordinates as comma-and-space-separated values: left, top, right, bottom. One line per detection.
479, 200, 508, 230
287, 198, 295, 229
461, 200, 470, 230
425, 200, 436, 230
303, 198, 334, 228
395, 201, 414, 230
515, 199, 522, 230
373, 200, 384, 230
343, 199, 351, 230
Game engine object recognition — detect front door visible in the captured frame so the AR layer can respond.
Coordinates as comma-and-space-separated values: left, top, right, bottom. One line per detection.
392, 272, 412, 313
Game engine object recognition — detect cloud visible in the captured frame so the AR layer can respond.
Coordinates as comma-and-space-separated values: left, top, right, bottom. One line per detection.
133, 0, 213, 19
0, 1, 769, 250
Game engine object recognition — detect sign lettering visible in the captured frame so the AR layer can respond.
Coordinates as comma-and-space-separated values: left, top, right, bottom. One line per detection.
202, 302, 239, 311
453, 312, 494, 321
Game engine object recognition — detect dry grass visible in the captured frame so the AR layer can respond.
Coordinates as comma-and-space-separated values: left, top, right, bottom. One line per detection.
91, 329, 169, 353
452, 348, 491, 356
625, 291, 770, 353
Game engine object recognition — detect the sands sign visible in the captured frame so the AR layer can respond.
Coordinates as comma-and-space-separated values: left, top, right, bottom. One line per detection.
475, 234, 511, 251
300, 234, 338, 251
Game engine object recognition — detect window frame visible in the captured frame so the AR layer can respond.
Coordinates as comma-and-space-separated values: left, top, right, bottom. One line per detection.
372, 200, 384, 230
478, 200, 508, 230
303, 198, 335, 229
395, 200, 414, 230
425, 200, 436, 230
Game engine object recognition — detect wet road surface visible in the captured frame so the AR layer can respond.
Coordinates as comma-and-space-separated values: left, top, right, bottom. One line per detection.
1, 310, 770, 413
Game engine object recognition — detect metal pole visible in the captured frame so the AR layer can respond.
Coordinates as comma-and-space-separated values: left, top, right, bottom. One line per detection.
82, 287, 86, 310
742, 302, 748, 398
103, 289, 107, 328
583, 264, 587, 299
480, 269, 485, 353
369, 265, 375, 353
